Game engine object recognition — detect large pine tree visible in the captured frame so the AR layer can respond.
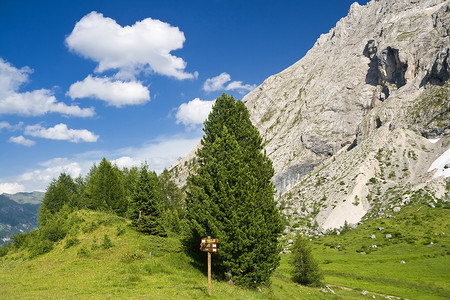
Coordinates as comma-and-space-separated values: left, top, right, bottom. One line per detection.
184, 93, 282, 287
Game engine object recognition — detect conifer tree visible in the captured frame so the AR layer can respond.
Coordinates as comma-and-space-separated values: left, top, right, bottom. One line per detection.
184, 93, 282, 287
129, 164, 166, 236
158, 169, 184, 215
39, 173, 76, 226
84, 158, 127, 215
291, 235, 323, 286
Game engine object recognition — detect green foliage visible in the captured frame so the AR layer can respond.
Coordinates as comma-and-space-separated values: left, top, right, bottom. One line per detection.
162, 209, 182, 233
158, 169, 184, 216
291, 235, 323, 286
0, 242, 11, 257
77, 246, 90, 258
39, 173, 77, 226
84, 158, 127, 215
129, 164, 166, 237
121, 250, 146, 263
64, 236, 80, 249
101, 234, 113, 249
29, 240, 54, 258
116, 225, 126, 236
184, 93, 282, 287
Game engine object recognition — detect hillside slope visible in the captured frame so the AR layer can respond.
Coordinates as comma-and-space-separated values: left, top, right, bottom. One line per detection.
0, 206, 448, 299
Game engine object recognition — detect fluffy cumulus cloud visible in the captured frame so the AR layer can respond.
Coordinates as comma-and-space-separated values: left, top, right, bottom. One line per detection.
203, 72, 256, 93
65, 11, 196, 80
24, 123, 99, 143
9, 135, 35, 147
0, 58, 95, 117
20, 159, 83, 192
112, 156, 142, 169
176, 98, 215, 127
0, 182, 25, 194
67, 75, 150, 107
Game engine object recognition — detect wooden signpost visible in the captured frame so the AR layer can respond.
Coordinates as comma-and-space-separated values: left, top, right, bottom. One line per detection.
200, 236, 219, 296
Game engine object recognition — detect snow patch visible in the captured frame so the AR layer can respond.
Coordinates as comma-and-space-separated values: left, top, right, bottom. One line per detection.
428, 138, 440, 144
428, 148, 450, 178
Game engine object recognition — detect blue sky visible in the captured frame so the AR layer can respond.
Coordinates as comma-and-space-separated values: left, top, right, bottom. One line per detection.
0, 0, 369, 193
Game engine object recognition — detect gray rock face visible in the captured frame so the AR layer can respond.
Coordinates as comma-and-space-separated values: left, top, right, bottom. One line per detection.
242, 0, 450, 193
171, 0, 450, 230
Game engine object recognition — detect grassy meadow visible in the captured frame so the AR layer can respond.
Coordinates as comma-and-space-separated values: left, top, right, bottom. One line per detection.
0, 202, 449, 299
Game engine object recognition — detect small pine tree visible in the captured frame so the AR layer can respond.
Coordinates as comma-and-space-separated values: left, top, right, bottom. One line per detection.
129, 164, 166, 237
291, 235, 323, 286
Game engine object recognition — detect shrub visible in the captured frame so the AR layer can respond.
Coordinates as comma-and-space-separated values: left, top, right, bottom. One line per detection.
77, 246, 90, 257
0, 242, 11, 257
64, 236, 80, 249
30, 240, 54, 258
121, 250, 146, 263
101, 234, 113, 249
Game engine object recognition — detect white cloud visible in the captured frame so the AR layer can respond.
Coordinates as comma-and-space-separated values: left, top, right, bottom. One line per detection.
0, 135, 200, 193
9, 135, 35, 147
203, 73, 231, 92
115, 136, 201, 173
25, 123, 99, 143
203, 72, 256, 93
0, 58, 95, 117
65, 11, 196, 80
0, 121, 23, 132
225, 80, 256, 91
67, 75, 150, 107
0, 183, 25, 194
112, 156, 142, 169
16, 160, 83, 192
176, 98, 215, 127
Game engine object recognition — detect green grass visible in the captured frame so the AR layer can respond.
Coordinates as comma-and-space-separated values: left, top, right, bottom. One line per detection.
311, 202, 450, 300
1, 205, 449, 299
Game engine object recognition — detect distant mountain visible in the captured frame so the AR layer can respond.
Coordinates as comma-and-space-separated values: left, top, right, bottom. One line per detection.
3, 191, 45, 205
0, 191, 43, 244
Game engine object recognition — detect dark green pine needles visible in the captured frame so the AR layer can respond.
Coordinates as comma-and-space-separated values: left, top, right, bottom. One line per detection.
184, 93, 282, 287
129, 164, 166, 237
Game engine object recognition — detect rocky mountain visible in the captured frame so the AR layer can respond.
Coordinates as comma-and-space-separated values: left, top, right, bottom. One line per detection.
171, 0, 449, 231
0, 192, 43, 244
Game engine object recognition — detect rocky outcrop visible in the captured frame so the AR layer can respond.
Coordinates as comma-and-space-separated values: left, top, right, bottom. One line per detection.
242, 0, 449, 194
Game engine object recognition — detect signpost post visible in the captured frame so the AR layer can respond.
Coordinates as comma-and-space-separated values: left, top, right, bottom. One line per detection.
200, 236, 219, 296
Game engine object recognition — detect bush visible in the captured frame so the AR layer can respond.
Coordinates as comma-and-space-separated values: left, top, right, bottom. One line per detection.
101, 234, 113, 249
30, 240, 54, 258
0, 242, 11, 257
77, 246, 90, 257
291, 236, 323, 286
64, 236, 80, 249
121, 250, 146, 263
